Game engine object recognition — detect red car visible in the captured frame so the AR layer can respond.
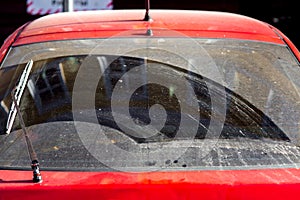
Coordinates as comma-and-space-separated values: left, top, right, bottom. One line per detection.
1, 9, 300, 199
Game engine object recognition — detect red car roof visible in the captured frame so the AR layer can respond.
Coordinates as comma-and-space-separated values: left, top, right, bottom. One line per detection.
13, 9, 285, 45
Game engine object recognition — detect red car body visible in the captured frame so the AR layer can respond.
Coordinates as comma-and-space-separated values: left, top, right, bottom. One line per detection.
1, 10, 300, 200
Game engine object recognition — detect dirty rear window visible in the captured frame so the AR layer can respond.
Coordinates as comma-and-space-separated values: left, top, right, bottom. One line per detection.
0, 38, 300, 171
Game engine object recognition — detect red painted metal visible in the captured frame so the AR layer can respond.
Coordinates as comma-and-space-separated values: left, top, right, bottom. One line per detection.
12, 10, 284, 46
1, 168, 300, 199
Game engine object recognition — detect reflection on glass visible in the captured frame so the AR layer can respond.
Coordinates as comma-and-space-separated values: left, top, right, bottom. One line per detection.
27, 60, 70, 115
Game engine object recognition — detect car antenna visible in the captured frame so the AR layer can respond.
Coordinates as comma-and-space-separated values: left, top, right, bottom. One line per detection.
143, 0, 153, 36
7, 60, 42, 183
143, 0, 151, 21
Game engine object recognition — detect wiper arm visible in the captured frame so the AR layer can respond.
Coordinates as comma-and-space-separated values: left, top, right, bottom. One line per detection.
11, 90, 42, 183
5, 59, 42, 183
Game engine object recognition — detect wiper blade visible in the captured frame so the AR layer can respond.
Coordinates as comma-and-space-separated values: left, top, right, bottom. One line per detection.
5, 59, 42, 183
6, 60, 33, 134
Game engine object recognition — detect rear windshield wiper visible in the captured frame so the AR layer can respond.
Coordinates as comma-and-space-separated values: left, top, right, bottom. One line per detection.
6, 60, 42, 183
6, 60, 33, 134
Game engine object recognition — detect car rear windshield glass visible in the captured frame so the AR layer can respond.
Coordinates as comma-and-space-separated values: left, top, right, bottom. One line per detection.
0, 38, 300, 171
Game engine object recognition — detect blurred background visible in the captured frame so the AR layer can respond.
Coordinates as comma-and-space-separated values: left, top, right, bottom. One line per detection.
0, 0, 299, 48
